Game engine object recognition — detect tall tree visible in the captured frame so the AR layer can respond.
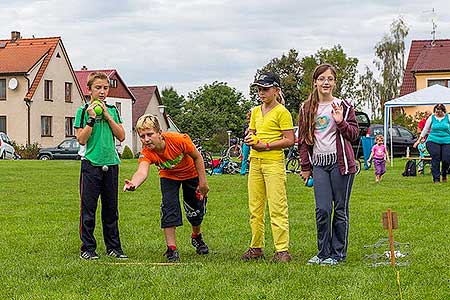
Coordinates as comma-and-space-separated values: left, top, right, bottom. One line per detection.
177, 81, 253, 141
357, 66, 381, 117
161, 87, 185, 123
253, 46, 359, 122
300, 45, 359, 103
251, 49, 303, 114
374, 17, 409, 114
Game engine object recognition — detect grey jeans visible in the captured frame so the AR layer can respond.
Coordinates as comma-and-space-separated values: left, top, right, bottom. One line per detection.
313, 163, 354, 261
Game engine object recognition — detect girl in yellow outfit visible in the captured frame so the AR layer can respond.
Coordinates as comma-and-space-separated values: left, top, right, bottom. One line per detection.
241, 72, 295, 262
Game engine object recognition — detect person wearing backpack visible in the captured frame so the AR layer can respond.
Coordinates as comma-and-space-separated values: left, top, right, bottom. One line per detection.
413, 103, 450, 183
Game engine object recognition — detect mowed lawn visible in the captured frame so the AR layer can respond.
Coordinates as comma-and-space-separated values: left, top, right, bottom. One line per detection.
0, 159, 449, 300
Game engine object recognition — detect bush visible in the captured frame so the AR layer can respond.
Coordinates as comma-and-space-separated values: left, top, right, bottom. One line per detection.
11, 141, 40, 159
121, 145, 134, 159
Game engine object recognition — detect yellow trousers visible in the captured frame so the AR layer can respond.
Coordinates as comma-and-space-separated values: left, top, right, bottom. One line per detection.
247, 158, 289, 252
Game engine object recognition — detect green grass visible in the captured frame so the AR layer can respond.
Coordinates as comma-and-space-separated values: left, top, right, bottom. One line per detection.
0, 159, 449, 299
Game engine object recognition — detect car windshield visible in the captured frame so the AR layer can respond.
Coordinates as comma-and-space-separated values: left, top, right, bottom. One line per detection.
373, 127, 398, 136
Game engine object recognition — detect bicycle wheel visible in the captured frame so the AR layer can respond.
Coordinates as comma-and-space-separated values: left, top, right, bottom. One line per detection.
224, 161, 239, 174
201, 151, 213, 173
227, 145, 241, 158
286, 157, 300, 173
355, 159, 361, 175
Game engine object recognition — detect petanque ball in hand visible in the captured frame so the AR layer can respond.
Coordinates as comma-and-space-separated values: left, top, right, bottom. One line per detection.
251, 135, 259, 145
94, 104, 103, 116
306, 176, 313, 187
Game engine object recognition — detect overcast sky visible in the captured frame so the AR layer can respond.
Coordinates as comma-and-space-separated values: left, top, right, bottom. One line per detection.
1, 0, 449, 98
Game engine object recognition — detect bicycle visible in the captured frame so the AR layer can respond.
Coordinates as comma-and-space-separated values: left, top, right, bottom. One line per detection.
209, 153, 240, 175
285, 145, 301, 174
221, 137, 242, 159
353, 138, 363, 175
285, 143, 361, 175
193, 138, 214, 174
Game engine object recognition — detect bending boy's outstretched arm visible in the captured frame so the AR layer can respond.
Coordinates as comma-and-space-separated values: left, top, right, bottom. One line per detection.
123, 161, 150, 192
188, 149, 209, 197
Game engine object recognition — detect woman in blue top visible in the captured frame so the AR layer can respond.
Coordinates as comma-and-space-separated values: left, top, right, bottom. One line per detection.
413, 103, 450, 183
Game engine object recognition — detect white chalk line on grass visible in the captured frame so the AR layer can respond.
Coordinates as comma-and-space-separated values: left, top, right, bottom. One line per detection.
99, 262, 204, 266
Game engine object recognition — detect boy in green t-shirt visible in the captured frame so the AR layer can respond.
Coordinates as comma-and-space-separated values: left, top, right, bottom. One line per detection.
74, 72, 127, 260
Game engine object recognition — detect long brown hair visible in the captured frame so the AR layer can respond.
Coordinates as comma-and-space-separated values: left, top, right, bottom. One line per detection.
300, 63, 337, 145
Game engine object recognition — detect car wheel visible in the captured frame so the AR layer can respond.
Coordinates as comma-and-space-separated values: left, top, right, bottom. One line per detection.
39, 154, 51, 160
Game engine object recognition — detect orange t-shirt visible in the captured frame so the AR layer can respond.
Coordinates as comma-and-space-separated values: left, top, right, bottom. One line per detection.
138, 132, 198, 180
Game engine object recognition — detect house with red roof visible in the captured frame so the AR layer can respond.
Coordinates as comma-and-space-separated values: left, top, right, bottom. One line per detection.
399, 39, 450, 116
129, 85, 178, 154
0, 31, 84, 147
75, 68, 136, 154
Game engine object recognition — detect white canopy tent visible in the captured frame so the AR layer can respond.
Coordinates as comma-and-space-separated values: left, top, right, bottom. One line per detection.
383, 84, 450, 164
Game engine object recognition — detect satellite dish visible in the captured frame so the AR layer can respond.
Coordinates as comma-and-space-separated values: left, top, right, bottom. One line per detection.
8, 78, 18, 90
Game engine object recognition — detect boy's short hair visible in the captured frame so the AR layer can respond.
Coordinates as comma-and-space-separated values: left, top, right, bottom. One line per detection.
135, 114, 161, 133
87, 72, 109, 89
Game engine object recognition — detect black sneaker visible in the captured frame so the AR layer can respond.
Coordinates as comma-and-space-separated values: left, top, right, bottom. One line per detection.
80, 250, 99, 260
163, 247, 180, 262
191, 233, 209, 255
107, 249, 128, 259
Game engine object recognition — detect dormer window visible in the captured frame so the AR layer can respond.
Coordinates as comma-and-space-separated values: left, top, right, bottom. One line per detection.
428, 79, 449, 88
110, 79, 117, 88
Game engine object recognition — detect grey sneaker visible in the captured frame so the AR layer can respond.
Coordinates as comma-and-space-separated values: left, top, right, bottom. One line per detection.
191, 233, 209, 255
80, 250, 99, 260
107, 249, 128, 259
320, 258, 338, 265
163, 247, 180, 262
307, 255, 323, 265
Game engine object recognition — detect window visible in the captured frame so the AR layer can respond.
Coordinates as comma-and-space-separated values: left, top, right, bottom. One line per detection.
109, 79, 117, 88
388, 128, 399, 137
0, 79, 6, 100
41, 116, 52, 136
115, 102, 121, 115
428, 79, 449, 87
65, 82, 72, 102
65, 117, 75, 137
398, 127, 414, 139
0, 116, 6, 133
44, 80, 53, 100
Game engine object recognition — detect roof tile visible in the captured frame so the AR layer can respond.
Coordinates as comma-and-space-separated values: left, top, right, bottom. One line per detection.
400, 39, 450, 96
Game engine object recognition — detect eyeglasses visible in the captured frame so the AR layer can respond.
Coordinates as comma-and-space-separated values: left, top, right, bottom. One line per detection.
316, 77, 335, 83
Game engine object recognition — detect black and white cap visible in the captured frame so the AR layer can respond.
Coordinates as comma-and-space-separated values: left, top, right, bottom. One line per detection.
251, 72, 281, 88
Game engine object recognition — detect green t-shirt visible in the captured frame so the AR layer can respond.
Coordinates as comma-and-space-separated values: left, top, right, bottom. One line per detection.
249, 104, 294, 160
74, 104, 122, 166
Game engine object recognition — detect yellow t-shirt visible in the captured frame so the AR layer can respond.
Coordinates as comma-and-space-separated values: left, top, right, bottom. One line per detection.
249, 104, 293, 160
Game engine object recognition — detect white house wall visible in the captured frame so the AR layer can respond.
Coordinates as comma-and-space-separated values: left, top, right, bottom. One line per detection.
107, 96, 133, 154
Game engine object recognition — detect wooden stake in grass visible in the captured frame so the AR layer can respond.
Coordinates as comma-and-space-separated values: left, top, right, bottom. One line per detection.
382, 208, 398, 267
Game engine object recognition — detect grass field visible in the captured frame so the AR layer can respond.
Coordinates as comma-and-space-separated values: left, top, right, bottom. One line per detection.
0, 159, 449, 299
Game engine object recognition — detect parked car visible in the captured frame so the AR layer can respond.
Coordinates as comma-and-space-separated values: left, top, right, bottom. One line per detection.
0, 132, 16, 160
351, 111, 371, 157
368, 124, 418, 157
38, 138, 81, 160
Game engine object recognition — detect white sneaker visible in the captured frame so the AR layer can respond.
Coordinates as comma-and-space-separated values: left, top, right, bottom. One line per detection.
307, 255, 323, 265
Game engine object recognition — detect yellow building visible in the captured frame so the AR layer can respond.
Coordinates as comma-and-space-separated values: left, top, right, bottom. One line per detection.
399, 39, 450, 116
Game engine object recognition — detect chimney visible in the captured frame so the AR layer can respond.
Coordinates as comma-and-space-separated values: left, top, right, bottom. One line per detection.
81, 66, 88, 70
11, 31, 21, 42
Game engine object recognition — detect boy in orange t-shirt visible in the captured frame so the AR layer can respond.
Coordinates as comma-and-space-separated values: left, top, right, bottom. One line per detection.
123, 114, 209, 262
